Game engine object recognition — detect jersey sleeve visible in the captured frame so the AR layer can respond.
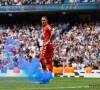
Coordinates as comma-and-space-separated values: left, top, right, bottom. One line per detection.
47, 25, 52, 31
43, 25, 51, 45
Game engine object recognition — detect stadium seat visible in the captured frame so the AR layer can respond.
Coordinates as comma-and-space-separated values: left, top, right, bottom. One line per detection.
1, 67, 7, 73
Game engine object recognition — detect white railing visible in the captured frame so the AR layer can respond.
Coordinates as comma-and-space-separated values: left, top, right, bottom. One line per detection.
62, 70, 100, 78
0, 70, 100, 78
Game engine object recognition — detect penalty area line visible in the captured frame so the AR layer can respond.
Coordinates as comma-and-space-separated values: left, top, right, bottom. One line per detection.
0, 86, 90, 90
32, 86, 90, 89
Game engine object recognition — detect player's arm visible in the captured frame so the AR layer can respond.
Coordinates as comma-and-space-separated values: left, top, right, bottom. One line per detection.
44, 28, 56, 46
49, 29, 56, 43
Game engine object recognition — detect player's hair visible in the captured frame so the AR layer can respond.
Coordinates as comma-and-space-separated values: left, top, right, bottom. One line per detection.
41, 16, 48, 21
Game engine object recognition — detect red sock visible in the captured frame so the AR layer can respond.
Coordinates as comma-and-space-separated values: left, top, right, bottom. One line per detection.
47, 60, 53, 72
40, 58, 47, 71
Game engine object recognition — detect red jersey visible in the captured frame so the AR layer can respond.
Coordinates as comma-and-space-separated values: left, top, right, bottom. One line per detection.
43, 24, 51, 44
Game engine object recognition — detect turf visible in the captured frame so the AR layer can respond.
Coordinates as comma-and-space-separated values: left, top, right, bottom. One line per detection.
0, 77, 100, 90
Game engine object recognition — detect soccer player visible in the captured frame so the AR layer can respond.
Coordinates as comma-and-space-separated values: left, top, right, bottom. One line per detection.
40, 16, 55, 72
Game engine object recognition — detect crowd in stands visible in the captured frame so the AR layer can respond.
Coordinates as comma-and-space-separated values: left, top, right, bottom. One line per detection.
0, 0, 100, 6
53, 21, 100, 70
0, 20, 100, 72
0, 0, 63, 6
69, 0, 100, 3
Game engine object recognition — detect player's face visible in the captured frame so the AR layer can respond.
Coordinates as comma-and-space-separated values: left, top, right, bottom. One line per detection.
41, 17, 47, 26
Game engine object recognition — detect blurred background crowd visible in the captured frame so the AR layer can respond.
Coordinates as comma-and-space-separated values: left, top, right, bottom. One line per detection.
0, 20, 100, 71
0, 0, 100, 6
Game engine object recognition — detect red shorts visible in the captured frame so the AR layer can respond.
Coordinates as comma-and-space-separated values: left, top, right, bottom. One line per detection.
41, 43, 54, 59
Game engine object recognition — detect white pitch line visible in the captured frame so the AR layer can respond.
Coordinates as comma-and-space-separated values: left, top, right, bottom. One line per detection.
30, 86, 89, 89
0, 86, 90, 90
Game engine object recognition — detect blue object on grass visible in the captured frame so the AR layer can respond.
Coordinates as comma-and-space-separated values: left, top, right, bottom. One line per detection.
4, 37, 53, 84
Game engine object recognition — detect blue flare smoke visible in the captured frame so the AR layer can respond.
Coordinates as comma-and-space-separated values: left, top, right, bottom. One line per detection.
4, 37, 53, 84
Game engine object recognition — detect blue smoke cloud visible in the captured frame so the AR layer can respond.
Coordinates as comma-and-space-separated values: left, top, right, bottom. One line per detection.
3, 37, 53, 84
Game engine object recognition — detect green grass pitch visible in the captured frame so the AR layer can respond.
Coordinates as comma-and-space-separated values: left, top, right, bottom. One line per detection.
0, 77, 100, 90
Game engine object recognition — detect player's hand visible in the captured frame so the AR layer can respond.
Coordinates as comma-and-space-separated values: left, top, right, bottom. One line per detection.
44, 40, 50, 46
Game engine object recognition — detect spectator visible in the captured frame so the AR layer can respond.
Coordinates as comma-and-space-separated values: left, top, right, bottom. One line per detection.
13, 66, 20, 73
57, 65, 63, 74
16, 0, 22, 5
92, 63, 98, 70
64, 65, 69, 73
0, 1, 2, 6
80, 61, 85, 70
86, 64, 92, 73
52, 66, 57, 74
68, 64, 74, 73
11, 0, 16, 5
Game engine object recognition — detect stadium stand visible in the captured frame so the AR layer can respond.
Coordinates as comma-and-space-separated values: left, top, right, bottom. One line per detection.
0, 20, 100, 72
0, 0, 100, 75
0, 0, 100, 6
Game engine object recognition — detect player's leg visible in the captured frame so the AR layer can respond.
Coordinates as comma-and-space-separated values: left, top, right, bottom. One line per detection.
40, 56, 47, 71
46, 44, 54, 72
40, 46, 47, 71
47, 59, 53, 72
